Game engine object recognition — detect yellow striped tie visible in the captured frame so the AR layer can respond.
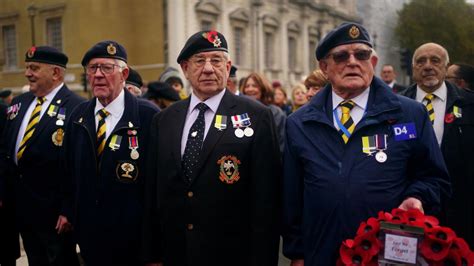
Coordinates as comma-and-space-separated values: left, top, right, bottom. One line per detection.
339, 100, 355, 143
17, 97, 46, 160
424, 93, 435, 124
96, 108, 110, 156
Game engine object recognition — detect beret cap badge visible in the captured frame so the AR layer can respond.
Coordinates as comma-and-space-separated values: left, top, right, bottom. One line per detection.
349, 25, 360, 39
27, 46, 36, 58
107, 43, 117, 55
202, 30, 222, 48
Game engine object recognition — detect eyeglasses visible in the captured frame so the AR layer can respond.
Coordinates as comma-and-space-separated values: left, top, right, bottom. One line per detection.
189, 56, 226, 68
85, 64, 121, 75
326, 50, 372, 64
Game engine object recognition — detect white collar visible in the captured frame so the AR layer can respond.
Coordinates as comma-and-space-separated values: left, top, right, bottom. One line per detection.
188, 88, 226, 114
94, 89, 125, 118
416, 82, 447, 102
332, 86, 370, 111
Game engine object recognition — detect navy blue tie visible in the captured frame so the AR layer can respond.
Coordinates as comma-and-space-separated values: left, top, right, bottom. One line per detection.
182, 103, 209, 182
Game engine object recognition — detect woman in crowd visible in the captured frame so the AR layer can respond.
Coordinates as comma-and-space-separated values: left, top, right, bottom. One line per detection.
272, 82, 292, 116
304, 69, 328, 101
291, 83, 308, 112
242, 72, 286, 153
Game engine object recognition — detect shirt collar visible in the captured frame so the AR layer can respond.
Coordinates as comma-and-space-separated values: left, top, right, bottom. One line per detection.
416, 82, 447, 102
188, 88, 226, 114
332, 86, 370, 111
94, 89, 125, 118
42, 82, 63, 103
388, 80, 395, 88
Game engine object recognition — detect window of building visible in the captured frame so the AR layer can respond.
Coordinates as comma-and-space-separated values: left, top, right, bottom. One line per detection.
2, 25, 17, 70
233, 27, 244, 66
264, 32, 275, 69
46, 17, 62, 51
288, 36, 297, 70
201, 20, 213, 31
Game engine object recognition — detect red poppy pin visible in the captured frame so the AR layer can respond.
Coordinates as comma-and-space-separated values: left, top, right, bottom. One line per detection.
27, 46, 36, 58
445, 113, 454, 124
202, 30, 221, 48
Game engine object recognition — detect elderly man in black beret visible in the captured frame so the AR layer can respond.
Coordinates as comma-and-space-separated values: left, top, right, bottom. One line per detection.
143, 30, 282, 266
0, 46, 83, 266
282, 22, 450, 265
63, 40, 158, 266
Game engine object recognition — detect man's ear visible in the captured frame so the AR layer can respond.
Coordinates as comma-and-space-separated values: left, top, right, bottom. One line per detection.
121, 67, 130, 81
180, 61, 189, 79
319, 60, 328, 75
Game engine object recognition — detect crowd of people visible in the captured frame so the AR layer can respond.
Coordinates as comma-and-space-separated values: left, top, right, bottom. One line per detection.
0, 21, 473, 266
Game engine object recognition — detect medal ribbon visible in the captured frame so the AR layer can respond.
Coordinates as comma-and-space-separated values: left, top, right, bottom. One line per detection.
109, 135, 122, 150
57, 107, 66, 120
129, 136, 139, 149
375, 134, 387, 151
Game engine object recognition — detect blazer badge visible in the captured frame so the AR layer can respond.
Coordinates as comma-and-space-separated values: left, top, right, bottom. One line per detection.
217, 155, 241, 184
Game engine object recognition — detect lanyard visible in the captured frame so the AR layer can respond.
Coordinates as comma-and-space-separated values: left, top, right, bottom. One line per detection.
333, 108, 351, 138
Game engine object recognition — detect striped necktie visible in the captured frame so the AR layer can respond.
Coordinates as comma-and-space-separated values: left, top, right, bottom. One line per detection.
17, 97, 46, 160
339, 100, 355, 144
96, 108, 110, 156
424, 93, 435, 124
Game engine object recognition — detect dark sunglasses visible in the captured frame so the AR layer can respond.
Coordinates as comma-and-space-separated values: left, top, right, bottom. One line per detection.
327, 50, 372, 64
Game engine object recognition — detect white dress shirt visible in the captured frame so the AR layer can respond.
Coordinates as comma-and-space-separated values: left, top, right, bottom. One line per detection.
94, 89, 125, 140
415, 83, 447, 145
332, 87, 370, 130
180, 89, 226, 157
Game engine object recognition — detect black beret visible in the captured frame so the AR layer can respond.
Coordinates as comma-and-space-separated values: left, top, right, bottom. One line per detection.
126, 68, 143, 88
81, 40, 127, 66
0, 90, 12, 98
230, 65, 238, 77
315, 22, 373, 60
177, 30, 228, 63
144, 81, 180, 101
25, 46, 68, 68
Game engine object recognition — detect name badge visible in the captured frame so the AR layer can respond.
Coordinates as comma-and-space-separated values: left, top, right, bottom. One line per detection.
392, 123, 417, 141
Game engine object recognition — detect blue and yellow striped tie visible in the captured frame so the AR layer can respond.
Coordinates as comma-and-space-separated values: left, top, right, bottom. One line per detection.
424, 93, 435, 124
96, 108, 109, 157
339, 100, 355, 144
17, 97, 46, 160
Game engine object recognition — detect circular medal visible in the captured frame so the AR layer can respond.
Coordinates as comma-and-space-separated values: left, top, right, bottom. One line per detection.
244, 127, 254, 137
51, 128, 64, 146
375, 151, 387, 163
130, 149, 139, 160
234, 128, 244, 138
56, 119, 64, 126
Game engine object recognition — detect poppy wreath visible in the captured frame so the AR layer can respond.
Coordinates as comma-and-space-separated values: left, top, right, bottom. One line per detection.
337, 208, 474, 266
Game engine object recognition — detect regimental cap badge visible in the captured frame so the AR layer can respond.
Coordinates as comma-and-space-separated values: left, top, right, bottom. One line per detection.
349, 25, 360, 39
107, 43, 117, 55
202, 30, 222, 48
27, 46, 36, 58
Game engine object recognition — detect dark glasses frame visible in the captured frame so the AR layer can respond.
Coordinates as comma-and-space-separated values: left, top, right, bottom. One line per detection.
326, 49, 372, 64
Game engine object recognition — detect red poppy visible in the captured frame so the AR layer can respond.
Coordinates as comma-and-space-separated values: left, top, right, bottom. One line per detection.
405, 209, 439, 229
340, 239, 371, 265
445, 113, 454, 123
450, 237, 474, 265
356, 217, 380, 236
377, 210, 393, 222
206, 30, 218, 43
430, 248, 462, 266
390, 208, 409, 224
421, 226, 456, 261
354, 231, 381, 258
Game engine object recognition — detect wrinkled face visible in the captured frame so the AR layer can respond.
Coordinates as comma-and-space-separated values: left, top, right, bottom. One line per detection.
24, 62, 56, 97
180, 51, 231, 101
243, 77, 262, 101
412, 43, 448, 92
320, 43, 377, 97
293, 88, 308, 106
381, 65, 396, 84
86, 58, 128, 105
274, 88, 286, 105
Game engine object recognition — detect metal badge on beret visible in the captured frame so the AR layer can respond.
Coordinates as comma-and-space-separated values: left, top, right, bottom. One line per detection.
107, 43, 117, 55
217, 155, 241, 184
116, 161, 139, 182
27, 46, 36, 58
349, 25, 360, 39
52, 128, 64, 146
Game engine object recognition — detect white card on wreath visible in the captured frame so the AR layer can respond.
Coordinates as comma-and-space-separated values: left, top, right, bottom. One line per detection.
383, 233, 418, 264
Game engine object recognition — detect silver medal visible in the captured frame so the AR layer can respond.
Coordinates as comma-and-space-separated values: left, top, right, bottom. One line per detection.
375, 151, 387, 163
130, 149, 139, 160
56, 119, 64, 126
244, 127, 254, 137
235, 128, 244, 138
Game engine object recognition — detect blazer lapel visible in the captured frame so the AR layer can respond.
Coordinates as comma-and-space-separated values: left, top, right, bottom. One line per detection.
172, 99, 190, 172
190, 91, 236, 184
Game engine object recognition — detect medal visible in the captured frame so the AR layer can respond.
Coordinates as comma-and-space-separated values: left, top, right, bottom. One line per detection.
235, 128, 244, 138
47, 105, 58, 117
56, 107, 66, 126
375, 151, 387, 163
214, 115, 227, 131
109, 134, 122, 151
128, 136, 139, 160
243, 127, 254, 137
52, 128, 64, 146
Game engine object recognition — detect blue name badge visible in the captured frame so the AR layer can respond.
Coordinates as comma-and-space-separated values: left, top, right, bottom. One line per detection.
392, 123, 417, 141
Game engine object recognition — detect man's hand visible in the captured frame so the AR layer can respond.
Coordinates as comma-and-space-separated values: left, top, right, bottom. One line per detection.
398, 197, 424, 213
291, 259, 304, 266
55, 215, 72, 234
